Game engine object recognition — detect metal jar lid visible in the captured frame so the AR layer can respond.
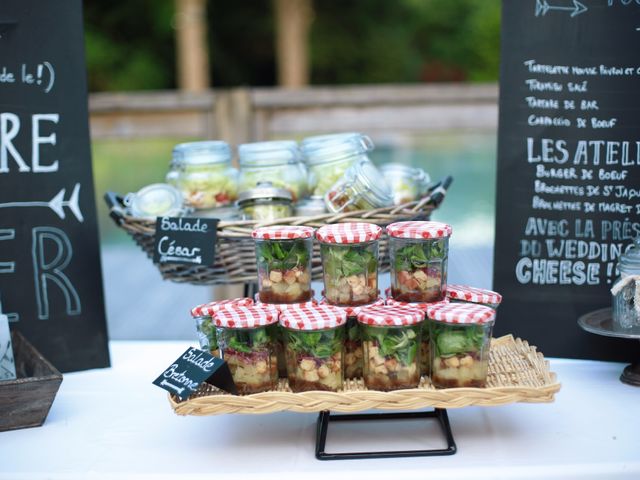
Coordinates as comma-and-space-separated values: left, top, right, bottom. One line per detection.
295, 196, 327, 216
618, 237, 640, 275
236, 181, 293, 206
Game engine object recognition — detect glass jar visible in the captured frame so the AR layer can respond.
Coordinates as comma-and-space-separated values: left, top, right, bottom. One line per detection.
280, 306, 347, 392
358, 306, 423, 391
215, 306, 279, 394
611, 237, 640, 333
325, 159, 393, 213
387, 221, 452, 303
294, 196, 327, 216
252, 226, 314, 304
238, 141, 308, 202
125, 183, 186, 219
380, 163, 431, 205
189, 297, 254, 357
237, 182, 293, 220
385, 297, 449, 378
316, 223, 382, 306
319, 297, 385, 379
170, 141, 238, 210
427, 303, 495, 388
446, 285, 502, 310
301, 133, 374, 197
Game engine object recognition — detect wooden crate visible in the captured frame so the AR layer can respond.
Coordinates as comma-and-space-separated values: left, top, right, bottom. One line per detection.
0, 331, 62, 432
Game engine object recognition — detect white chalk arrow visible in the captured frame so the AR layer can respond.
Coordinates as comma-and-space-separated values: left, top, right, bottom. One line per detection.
535, 0, 588, 18
0, 183, 84, 222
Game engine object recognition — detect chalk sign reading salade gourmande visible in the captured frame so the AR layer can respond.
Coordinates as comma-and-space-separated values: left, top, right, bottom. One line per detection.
0, 0, 110, 372
493, 0, 640, 360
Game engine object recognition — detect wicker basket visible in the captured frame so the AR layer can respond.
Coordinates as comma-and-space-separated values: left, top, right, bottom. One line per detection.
169, 335, 560, 415
105, 176, 452, 285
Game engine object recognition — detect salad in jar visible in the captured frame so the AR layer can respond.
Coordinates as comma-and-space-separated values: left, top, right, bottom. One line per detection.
324, 159, 393, 213
252, 226, 314, 304
380, 163, 431, 205
426, 303, 496, 388
280, 306, 347, 392
237, 182, 293, 221
215, 306, 279, 394
190, 297, 254, 356
446, 285, 502, 310
317, 223, 382, 306
357, 306, 424, 391
387, 221, 452, 303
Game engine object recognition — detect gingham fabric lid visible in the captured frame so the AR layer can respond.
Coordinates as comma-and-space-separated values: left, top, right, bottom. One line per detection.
251, 225, 315, 240
316, 222, 382, 244
385, 296, 449, 312
319, 297, 385, 317
263, 300, 318, 312
386, 221, 452, 239
190, 297, 254, 317
426, 302, 496, 324
214, 305, 279, 328
280, 305, 347, 330
357, 306, 424, 326
446, 285, 502, 305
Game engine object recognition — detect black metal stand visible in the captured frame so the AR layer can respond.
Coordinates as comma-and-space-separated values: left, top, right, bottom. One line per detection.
315, 409, 457, 460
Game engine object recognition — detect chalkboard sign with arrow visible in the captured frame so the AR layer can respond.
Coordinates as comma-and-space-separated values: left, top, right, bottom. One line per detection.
0, 0, 110, 372
494, 0, 640, 360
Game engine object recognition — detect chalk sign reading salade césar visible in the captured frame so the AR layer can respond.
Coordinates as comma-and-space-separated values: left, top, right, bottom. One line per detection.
153, 217, 218, 266
0, 0, 110, 371
493, 1, 640, 360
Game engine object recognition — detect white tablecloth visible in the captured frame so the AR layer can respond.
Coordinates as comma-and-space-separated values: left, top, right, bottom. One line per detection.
0, 341, 638, 480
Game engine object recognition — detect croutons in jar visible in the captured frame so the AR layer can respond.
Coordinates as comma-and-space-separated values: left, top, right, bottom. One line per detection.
319, 297, 384, 379
280, 306, 347, 392
385, 296, 449, 378
426, 303, 495, 389
190, 297, 254, 357
446, 285, 502, 310
252, 226, 314, 304
387, 221, 452, 303
357, 306, 424, 391
215, 306, 279, 394
317, 223, 381, 306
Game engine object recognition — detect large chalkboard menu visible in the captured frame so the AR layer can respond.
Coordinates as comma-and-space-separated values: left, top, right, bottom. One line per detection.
494, 1, 640, 360
0, 1, 110, 372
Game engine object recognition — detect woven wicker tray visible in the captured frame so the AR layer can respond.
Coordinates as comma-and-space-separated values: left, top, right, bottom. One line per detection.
104, 176, 452, 285
169, 335, 560, 416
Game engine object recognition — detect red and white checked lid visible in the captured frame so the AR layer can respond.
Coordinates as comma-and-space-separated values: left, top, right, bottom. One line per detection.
386, 221, 452, 239
263, 300, 318, 312
280, 305, 347, 330
316, 222, 382, 244
319, 297, 385, 317
214, 305, 278, 328
385, 297, 449, 312
446, 285, 502, 305
426, 302, 496, 324
251, 225, 315, 240
357, 306, 424, 326
190, 297, 254, 317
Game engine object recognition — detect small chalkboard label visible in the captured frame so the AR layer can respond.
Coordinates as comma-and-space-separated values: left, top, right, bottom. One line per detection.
153, 217, 218, 266
153, 347, 236, 400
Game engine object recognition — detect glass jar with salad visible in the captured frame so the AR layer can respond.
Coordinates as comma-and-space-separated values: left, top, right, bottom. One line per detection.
317, 223, 382, 306
215, 306, 279, 394
280, 306, 347, 392
385, 297, 449, 378
387, 221, 452, 303
252, 226, 314, 304
380, 163, 431, 205
319, 297, 385, 379
237, 182, 293, 221
357, 306, 424, 391
170, 141, 238, 210
301, 133, 374, 198
190, 297, 254, 357
426, 303, 496, 388
446, 285, 502, 310
238, 141, 308, 202
324, 159, 393, 213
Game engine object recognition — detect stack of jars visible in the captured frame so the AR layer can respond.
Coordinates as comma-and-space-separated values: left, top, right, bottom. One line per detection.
188, 220, 504, 395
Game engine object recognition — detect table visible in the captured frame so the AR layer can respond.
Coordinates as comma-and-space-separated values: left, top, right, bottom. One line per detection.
1, 341, 638, 480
